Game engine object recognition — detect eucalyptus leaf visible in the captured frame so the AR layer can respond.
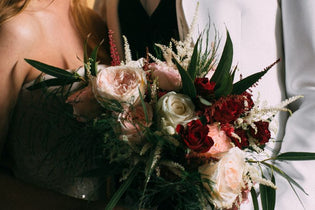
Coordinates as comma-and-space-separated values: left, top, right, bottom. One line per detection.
25, 59, 78, 79
275, 152, 315, 161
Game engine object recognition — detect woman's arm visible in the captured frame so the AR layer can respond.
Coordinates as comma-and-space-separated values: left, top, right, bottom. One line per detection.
0, 18, 109, 210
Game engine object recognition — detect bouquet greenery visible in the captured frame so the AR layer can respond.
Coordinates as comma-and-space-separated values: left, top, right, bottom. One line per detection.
25, 26, 315, 210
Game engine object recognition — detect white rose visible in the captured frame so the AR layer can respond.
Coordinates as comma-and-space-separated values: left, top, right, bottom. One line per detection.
93, 65, 146, 106
199, 147, 246, 209
156, 92, 195, 135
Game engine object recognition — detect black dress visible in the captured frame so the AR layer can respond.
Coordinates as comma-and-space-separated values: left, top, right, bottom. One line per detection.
118, 0, 179, 59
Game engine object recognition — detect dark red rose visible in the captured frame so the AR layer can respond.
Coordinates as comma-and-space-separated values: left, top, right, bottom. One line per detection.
195, 78, 216, 97
231, 128, 249, 149
176, 119, 214, 153
249, 121, 271, 145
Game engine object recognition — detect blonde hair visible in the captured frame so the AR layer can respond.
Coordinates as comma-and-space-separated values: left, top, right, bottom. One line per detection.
0, 0, 110, 64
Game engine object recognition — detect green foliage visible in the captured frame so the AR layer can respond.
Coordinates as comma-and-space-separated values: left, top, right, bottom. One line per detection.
262, 162, 308, 195
251, 188, 259, 210
275, 152, 315, 161
260, 174, 276, 210
210, 31, 234, 97
25, 59, 82, 90
173, 58, 197, 98
105, 166, 140, 210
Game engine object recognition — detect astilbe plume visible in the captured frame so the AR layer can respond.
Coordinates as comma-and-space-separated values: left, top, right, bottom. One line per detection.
108, 29, 121, 66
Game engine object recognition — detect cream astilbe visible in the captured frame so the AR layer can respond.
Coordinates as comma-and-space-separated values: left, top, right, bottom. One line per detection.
243, 95, 303, 126
148, 3, 199, 69
123, 35, 132, 64
245, 163, 277, 189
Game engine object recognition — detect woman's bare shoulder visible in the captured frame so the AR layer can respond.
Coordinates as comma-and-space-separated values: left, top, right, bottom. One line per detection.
0, 13, 42, 71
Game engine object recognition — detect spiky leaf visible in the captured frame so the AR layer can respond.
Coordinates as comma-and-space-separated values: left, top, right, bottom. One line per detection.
187, 36, 201, 80
260, 174, 276, 210
232, 70, 269, 94
27, 78, 79, 90
262, 162, 308, 195
25, 59, 79, 79
210, 30, 233, 84
275, 152, 315, 161
251, 188, 259, 210
105, 166, 139, 210
173, 58, 197, 98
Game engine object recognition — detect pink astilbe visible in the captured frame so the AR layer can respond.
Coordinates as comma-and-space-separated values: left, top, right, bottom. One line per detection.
108, 30, 121, 66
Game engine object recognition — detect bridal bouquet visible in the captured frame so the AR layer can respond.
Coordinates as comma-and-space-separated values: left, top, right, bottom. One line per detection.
25, 27, 315, 210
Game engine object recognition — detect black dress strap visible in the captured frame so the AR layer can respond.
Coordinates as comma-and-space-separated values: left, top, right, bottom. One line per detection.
118, 0, 179, 59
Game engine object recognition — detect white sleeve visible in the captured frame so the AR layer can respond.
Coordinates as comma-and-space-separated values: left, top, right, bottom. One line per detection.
275, 1, 315, 209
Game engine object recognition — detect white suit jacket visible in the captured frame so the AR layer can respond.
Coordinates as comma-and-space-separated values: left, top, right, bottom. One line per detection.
95, 0, 315, 209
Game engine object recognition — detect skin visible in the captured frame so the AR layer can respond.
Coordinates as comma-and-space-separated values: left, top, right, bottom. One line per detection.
140, 0, 161, 16
0, 0, 118, 209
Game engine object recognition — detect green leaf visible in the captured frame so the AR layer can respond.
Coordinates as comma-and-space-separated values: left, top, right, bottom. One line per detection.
89, 40, 103, 76
262, 162, 308, 195
250, 188, 259, 210
26, 78, 79, 90
232, 59, 280, 94
275, 152, 315, 161
232, 70, 268, 94
105, 166, 139, 210
25, 59, 78, 79
139, 88, 149, 124
214, 71, 233, 97
187, 35, 201, 80
173, 58, 197, 98
210, 30, 233, 84
260, 174, 276, 210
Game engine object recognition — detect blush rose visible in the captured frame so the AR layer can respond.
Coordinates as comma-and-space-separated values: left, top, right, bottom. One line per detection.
149, 62, 181, 91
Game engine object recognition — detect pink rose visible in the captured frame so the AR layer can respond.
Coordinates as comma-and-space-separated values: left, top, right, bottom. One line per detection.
149, 62, 181, 91
199, 147, 246, 209
93, 65, 147, 106
66, 85, 103, 122
119, 103, 153, 143
204, 123, 233, 158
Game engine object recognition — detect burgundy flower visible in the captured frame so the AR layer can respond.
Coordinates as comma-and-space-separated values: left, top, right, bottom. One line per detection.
200, 93, 254, 124
195, 78, 216, 98
220, 123, 235, 136
176, 119, 214, 153
212, 97, 245, 123
249, 121, 271, 145
243, 91, 255, 111
232, 128, 249, 149
220, 124, 249, 149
